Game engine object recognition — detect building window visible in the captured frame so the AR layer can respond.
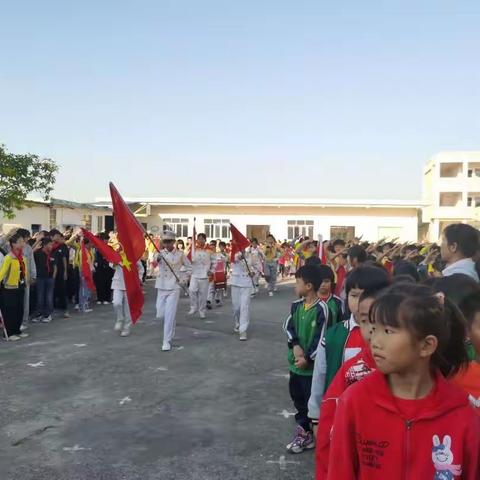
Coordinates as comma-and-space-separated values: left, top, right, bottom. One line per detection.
163, 218, 189, 238
468, 168, 480, 178
97, 216, 104, 232
330, 226, 356, 242
82, 214, 92, 230
49, 208, 57, 229
287, 220, 314, 240
468, 196, 480, 208
31, 224, 41, 234
204, 219, 230, 239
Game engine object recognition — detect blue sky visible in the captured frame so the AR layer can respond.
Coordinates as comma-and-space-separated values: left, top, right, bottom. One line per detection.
1, 1, 479, 201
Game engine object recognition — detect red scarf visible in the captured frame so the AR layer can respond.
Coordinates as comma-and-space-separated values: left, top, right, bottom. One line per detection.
13, 248, 26, 280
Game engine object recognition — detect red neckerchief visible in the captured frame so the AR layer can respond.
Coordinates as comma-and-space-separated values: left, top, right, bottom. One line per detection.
44, 247, 53, 274
51, 242, 62, 253
13, 248, 26, 279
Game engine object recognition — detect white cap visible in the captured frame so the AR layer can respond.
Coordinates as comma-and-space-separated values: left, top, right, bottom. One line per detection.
161, 230, 176, 241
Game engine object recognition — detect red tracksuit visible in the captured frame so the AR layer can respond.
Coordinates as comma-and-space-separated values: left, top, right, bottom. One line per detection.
327, 369, 480, 479
316, 345, 376, 479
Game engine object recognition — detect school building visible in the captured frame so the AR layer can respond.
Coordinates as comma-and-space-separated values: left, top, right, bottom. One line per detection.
94, 197, 421, 243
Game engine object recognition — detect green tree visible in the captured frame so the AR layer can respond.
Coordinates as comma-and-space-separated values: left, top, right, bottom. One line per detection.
0, 144, 58, 218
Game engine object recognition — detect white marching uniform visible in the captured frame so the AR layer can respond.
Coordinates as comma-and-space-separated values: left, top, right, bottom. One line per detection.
230, 252, 255, 334
189, 248, 214, 316
247, 246, 264, 293
155, 248, 192, 345
111, 261, 144, 334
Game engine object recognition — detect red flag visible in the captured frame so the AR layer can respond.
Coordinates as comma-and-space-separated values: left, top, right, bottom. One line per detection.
229, 223, 250, 263
109, 182, 145, 323
81, 229, 122, 264
187, 218, 196, 262
81, 239, 96, 291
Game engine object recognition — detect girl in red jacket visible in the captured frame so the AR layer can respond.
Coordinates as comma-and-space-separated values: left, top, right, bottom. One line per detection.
327, 283, 480, 480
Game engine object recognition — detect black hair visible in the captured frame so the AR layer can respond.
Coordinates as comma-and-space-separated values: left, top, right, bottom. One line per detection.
16, 228, 31, 239
251, 237, 258, 244
370, 283, 469, 377
177, 239, 185, 246
316, 264, 335, 284
348, 245, 367, 264
219, 241, 226, 248
305, 256, 321, 266
393, 260, 420, 282
444, 223, 480, 258
392, 274, 417, 285
345, 265, 390, 296
49, 229, 61, 237
9, 233, 22, 247
97, 232, 109, 241
332, 239, 346, 248
197, 233, 207, 241
295, 265, 323, 292
267, 234, 276, 242
41, 237, 53, 248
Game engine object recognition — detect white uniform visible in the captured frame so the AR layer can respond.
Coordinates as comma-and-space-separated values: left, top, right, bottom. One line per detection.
207, 252, 228, 305
247, 246, 264, 293
230, 252, 254, 334
189, 248, 214, 316
155, 248, 191, 345
111, 261, 144, 334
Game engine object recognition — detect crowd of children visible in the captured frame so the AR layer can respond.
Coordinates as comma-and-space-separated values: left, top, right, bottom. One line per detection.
2, 221, 480, 477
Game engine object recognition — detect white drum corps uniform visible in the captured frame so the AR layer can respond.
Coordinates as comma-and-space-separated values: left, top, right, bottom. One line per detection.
155, 231, 192, 351
188, 246, 214, 319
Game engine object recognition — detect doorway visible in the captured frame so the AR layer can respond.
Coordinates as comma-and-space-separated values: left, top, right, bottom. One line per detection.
246, 225, 270, 242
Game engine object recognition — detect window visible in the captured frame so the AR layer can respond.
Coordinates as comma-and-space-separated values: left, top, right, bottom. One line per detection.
287, 220, 314, 240
97, 216, 104, 232
163, 218, 189, 238
468, 168, 480, 178
82, 214, 92, 230
49, 208, 57, 229
330, 226, 356, 241
31, 224, 41, 234
204, 219, 230, 239
468, 196, 480, 208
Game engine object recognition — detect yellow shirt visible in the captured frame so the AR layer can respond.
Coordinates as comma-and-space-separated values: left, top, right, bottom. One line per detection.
0, 254, 29, 288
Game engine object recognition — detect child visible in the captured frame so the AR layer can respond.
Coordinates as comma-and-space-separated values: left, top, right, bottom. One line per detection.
264, 234, 280, 296
308, 265, 390, 427
283, 265, 329, 454
33, 237, 57, 323
316, 264, 344, 328
327, 283, 480, 479
248, 238, 264, 296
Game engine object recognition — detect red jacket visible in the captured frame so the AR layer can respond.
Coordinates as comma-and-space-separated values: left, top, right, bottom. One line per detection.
316, 346, 376, 480
327, 370, 480, 480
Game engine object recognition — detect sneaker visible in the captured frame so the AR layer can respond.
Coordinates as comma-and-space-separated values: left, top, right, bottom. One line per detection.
20, 324, 28, 331
83, 309, 93, 313
19, 333, 29, 338
233, 325, 240, 333
199, 312, 206, 319
273, 287, 278, 292
239, 331, 247, 341
114, 321, 123, 332
162, 342, 171, 352
8, 335, 21, 341
96, 301, 102, 305
188, 307, 196, 316
206, 301, 212, 310
286, 426, 315, 454
103, 301, 110, 305
120, 329, 131, 337
74, 304, 80, 311
63, 312, 71, 318
31, 315, 42, 324
41, 315, 52, 323
269, 292, 274, 297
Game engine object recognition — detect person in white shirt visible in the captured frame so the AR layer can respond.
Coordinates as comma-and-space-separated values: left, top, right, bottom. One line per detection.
155, 230, 192, 352
188, 233, 214, 319
230, 251, 256, 341
247, 238, 265, 296
441, 223, 480, 282
207, 240, 228, 308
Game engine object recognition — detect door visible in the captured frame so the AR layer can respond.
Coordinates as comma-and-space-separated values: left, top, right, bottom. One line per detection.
246, 225, 270, 242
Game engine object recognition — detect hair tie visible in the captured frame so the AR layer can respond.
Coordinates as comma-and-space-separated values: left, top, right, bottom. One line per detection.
435, 292, 445, 306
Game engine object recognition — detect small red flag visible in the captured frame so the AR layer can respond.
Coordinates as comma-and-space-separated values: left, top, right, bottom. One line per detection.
187, 218, 196, 263
80, 239, 96, 291
229, 223, 250, 263
109, 183, 145, 323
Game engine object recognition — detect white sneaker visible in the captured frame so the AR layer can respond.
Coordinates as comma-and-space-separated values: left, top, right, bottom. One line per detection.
162, 342, 171, 352
239, 331, 247, 341
114, 321, 123, 332
41, 315, 52, 323
63, 312, 71, 318
20, 324, 28, 331
188, 307, 196, 315
96, 301, 102, 305
19, 333, 29, 338
233, 326, 240, 334
273, 287, 278, 292
269, 292, 274, 297
74, 304, 80, 310
31, 316, 41, 323
103, 301, 110, 305
120, 329, 131, 337
199, 312, 206, 319
83, 309, 93, 313
8, 335, 21, 341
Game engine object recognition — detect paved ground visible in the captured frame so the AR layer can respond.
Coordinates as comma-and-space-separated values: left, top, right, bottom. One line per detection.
0, 279, 315, 480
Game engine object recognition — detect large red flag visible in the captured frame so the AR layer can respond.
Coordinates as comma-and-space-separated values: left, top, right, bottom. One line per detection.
229, 223, 250, 263
187, 217, 196, 262
81, 239, 96, 291
109, 183, 145, 323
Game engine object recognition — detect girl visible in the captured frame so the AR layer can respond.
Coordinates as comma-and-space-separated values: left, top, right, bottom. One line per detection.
0, 233, 29, 341
327, 283, 480, 479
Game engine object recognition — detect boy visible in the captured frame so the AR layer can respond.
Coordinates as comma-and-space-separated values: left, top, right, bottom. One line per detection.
248, 238, 264, 296
155, 230, 191, 351
347, 245, 367, 269
264, 234, 280, 296
283, 265, 329, 454
207, 241, 228, 307
316, 264, 344, 328
441, 223, 480, 281
188, 233, 214, 319
307, 265, 390, 428
33, 237, 57, 323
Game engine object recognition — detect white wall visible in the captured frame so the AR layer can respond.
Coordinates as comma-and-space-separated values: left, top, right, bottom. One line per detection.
0, 206, 50, 234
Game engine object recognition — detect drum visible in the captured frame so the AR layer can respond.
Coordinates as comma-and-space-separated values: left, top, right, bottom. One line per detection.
213, 260, 227, 290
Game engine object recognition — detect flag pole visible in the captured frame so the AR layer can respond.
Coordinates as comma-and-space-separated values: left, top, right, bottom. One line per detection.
0, 307, 9, 341
144, 231, 190, 297
239, 250, 256, 289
